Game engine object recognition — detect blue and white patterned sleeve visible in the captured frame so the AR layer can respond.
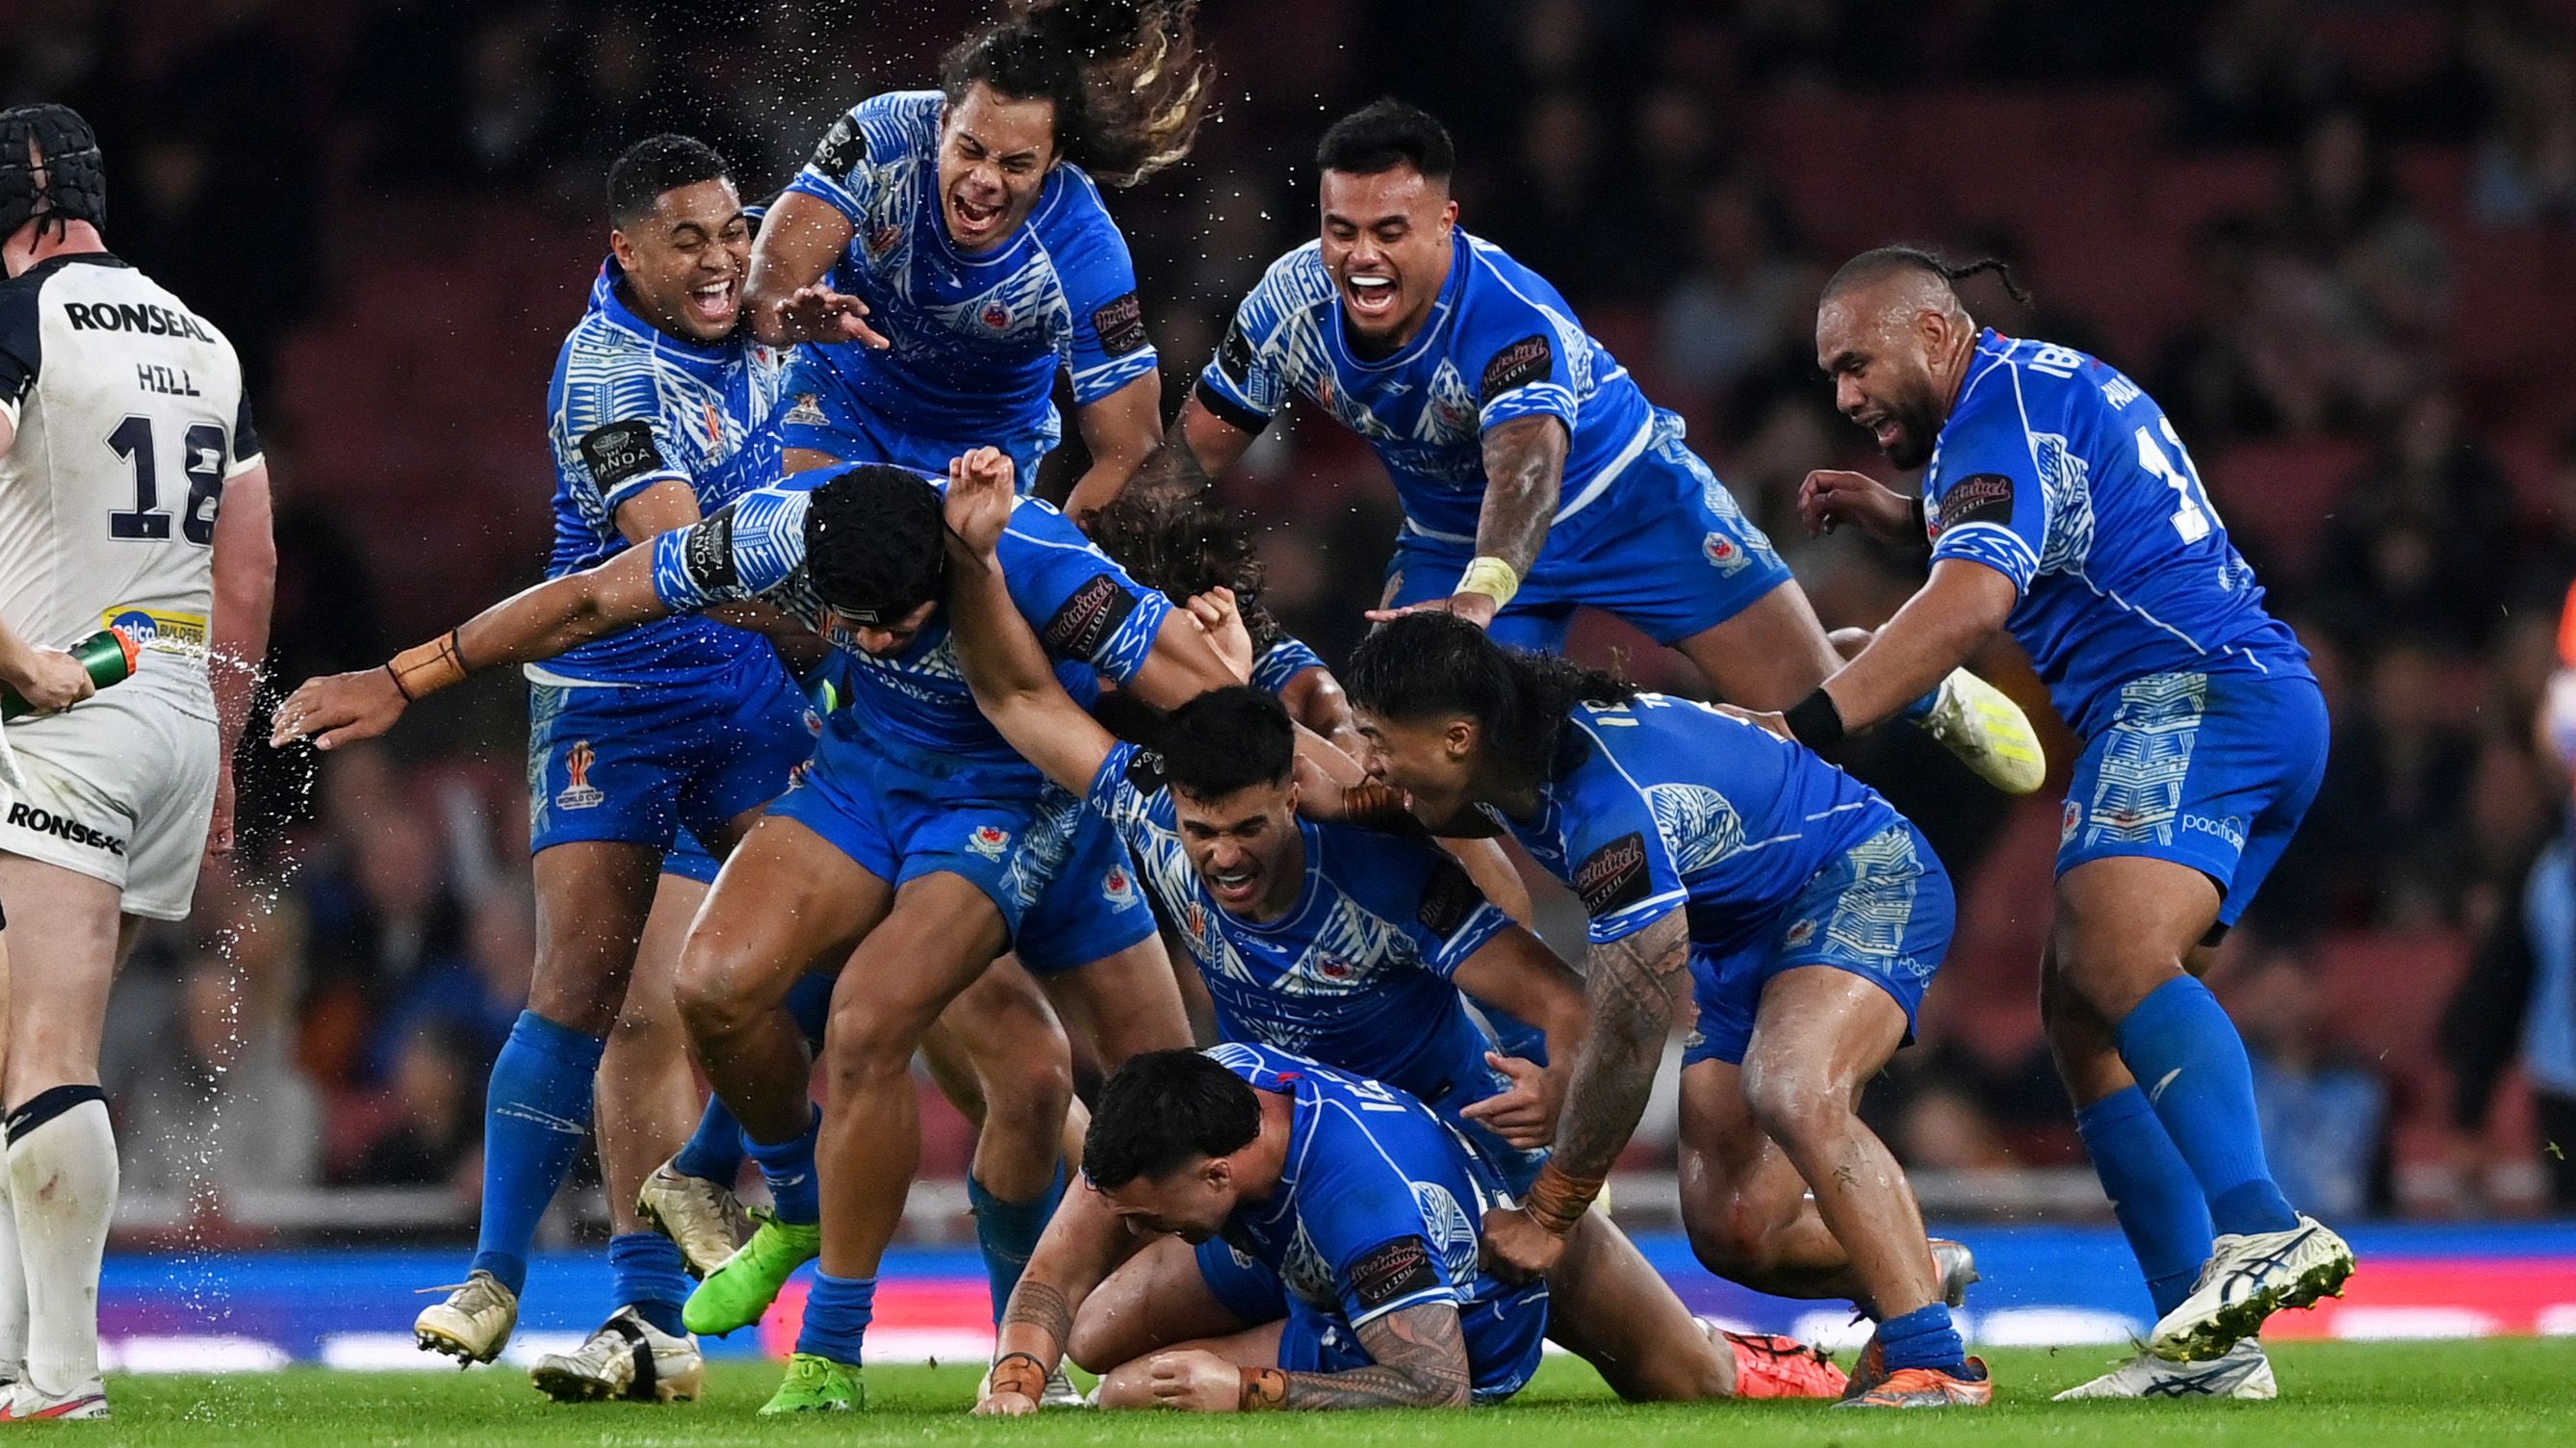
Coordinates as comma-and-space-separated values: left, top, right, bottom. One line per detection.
1924, 361, 2051, 595
554, 346, 693, 518
1396, 849, 1511, 980
1461, 268, 1579, 436
1250, 634, 1329, 699
784, 90, 932, 226
1053, 177, 1159, 405
1298, 1109, 1463, 1328
999, 498, 1172, 685
650, 485, 811, 613
1557, 753, 1690, 946
1192, 251, 1314, 434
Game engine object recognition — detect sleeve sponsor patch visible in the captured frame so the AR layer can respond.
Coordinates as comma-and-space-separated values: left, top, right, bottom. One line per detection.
1040, 573, 1141, 659
810, 113, 866, 177
1350, 1236, 1440, 1312
1934, 472, 2015, 535
1572, 832, 1652, 918
578, 419, 664, 495
1215, 316, 1256, 385
1123, 748, 1169, 797
1480, 334, 1554, 399
681, 504, 740, 593
1416, 859, 1485, 938
1091, 292, 1148, 357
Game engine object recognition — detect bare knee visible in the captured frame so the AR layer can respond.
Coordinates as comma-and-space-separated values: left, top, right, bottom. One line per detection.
822, 999, 927, 1097
1739, 1056, 1849, 1155
978, 1047, 1074, 1142
1684, 1187, 1786, 1279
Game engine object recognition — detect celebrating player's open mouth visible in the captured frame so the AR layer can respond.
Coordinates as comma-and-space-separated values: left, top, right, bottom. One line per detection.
947, 184, 1008, 244
684, 272, 737, 328
1340, 269, 1400, 321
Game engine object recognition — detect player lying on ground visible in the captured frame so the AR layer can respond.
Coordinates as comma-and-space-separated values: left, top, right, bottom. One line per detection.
0, 104, 275, 1423
1131, 99, 2042, 795
1342, 614, 1989, 1409
978, 1047, 1846, 1414
750, 0, 1203, 517
942, 464, 1845, 1404
275, 460, 1224, 1414
1789, 249, 2355, 1396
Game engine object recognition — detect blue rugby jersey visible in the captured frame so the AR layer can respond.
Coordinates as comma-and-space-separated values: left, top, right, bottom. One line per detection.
1195, 233, 1659, 547
1922, 329, 2309, 739
1200, 1043, 1545, 1355
1087, 741, 1512, 1105
648, 478, 1166, 767
783, 91, 1159, 452
540, 257, 790, 685
1502, 694, 1905, 953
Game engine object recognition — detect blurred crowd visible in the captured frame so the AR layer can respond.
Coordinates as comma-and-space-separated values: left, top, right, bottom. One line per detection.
16, 0, 2576, 1235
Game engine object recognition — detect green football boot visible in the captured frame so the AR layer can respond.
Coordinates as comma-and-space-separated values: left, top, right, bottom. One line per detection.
682, 1215, 821, 1335
759, 1353, 866, 1415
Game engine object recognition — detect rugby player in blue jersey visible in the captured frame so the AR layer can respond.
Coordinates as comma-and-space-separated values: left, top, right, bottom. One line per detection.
1788, 249, 2356, 1397
272, 136, 816, 1395
979, 1047, 1844, 1414
746, 0, 1203, 517
1133, 101, 2043, 796
939, 455, 1846, 1407
1342, 613, 1989, 1409
275, 457, 1229, 1414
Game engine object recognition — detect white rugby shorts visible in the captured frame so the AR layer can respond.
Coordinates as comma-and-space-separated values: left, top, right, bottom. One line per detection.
0, 666, 218, 920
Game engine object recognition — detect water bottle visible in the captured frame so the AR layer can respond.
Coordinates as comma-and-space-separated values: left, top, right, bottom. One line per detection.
1, 628, 141, 719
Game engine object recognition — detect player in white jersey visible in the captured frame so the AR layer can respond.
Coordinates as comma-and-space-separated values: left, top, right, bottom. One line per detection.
0, 105, 276, 1421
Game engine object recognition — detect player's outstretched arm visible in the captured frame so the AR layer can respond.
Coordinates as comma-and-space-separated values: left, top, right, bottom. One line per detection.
978, 1179, 1137, 1415
1188, 1301, 1470, 1410
1123, 394, 1255, 507
745, 191, 886, 349
1063, 371, 1165, 523
1482, 907, 1690, 1282
1367, 415, 1568, 630
942, 449, 1121, 796
207, 459, 277, 855
1453, 925, 1591, 1149
1781, 556, 2017, 745
269, 546, 673, 752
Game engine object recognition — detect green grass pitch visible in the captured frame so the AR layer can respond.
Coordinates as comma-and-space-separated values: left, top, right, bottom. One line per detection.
68, 1340, 2576, 1447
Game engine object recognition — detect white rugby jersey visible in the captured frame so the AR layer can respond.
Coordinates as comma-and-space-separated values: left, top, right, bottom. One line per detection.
0, 252, 261, 695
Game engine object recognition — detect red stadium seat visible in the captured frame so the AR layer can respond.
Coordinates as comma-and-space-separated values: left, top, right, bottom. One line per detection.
2202, 438, 2370, 580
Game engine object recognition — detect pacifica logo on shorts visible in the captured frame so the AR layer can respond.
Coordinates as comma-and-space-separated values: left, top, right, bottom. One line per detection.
2181, 814, 2247, 849
5, 802, 125, 856
555, 741, 605, 811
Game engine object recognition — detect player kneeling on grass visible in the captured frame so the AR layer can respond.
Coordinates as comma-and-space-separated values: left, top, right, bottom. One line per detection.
979, 1046, 1839, 1414
1344, 614, 1988, 1409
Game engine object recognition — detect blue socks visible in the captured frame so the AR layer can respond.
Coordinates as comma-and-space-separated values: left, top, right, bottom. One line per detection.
968, 1160, 1068, 1324
609, 1231, 692, 1336
2075, 1085, 2214, 1318
2116, 976, 2299, 1237
1898, 685, 1942, 724
796, 1271, 877, 1363
746, 1105, 824, 1226
471, 1011, 607, 1295
678, 973, 837, 1186
1876, 1303, 1967, 1373
673, 1098, 747, 1184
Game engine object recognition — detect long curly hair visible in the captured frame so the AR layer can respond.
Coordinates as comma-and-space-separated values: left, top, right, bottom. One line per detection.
940, 0, 1210, 188
1087, 490, 1284, 654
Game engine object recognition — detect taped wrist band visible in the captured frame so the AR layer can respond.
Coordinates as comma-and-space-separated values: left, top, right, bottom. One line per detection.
1238, 1365, 1288, 1410
1455, 556, 1521, 608
989, 1351, 1048, 1402
1784, 687, 1846, 749
1522, 1162, 1605, 1236
385, 630, 470, 703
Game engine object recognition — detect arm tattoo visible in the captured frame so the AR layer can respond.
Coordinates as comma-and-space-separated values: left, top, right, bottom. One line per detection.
1278, 1303, 1473, 1409
1474, 416, 1568, 577
1000, 1280, 1074, 1358
1129, 416, 1215, 503
1548, 910, 1691, 1181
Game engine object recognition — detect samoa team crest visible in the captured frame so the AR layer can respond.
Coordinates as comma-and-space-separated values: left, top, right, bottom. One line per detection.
966, 824, 1012, 861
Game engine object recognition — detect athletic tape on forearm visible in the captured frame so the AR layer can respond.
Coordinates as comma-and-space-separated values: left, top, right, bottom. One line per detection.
1522, 1161, 1606, 1236
384, 630, 469, 702
1784, 687, 1846, 750
1238, 1366, 1288, 1411
1455, 556, 1521, 608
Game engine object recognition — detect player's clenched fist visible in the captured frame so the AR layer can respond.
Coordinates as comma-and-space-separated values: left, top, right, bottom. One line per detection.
1479, 1204, 1566, 1284
1145, 1349, 1241, 1412
1797, 469, 1919, 544
942, 447, 1018, 557
269, 667, 407, 752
